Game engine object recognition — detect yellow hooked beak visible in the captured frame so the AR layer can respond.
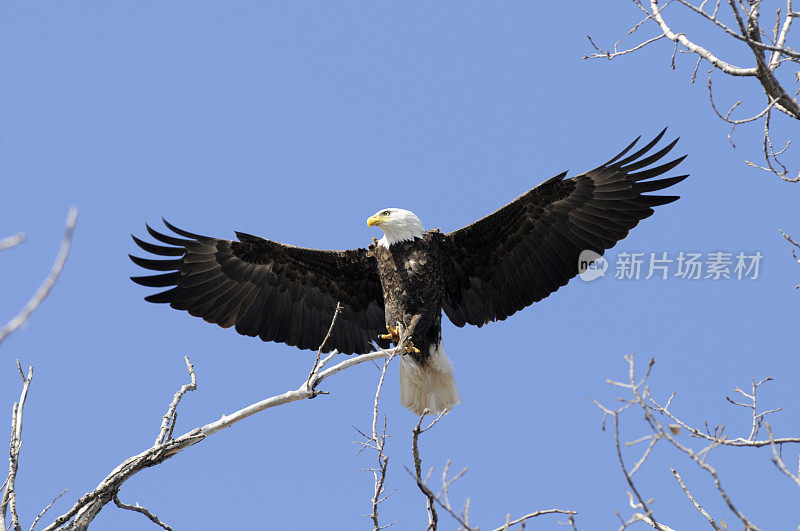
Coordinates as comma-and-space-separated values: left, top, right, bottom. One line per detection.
367, 214, 384, 227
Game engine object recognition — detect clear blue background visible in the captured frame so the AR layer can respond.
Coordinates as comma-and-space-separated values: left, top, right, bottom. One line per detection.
1, 2, 798, 529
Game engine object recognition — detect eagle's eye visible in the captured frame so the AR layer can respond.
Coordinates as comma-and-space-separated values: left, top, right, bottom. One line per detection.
381, 210, 390, 216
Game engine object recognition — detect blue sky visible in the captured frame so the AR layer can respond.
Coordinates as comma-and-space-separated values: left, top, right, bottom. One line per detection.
1, 2, 798, 529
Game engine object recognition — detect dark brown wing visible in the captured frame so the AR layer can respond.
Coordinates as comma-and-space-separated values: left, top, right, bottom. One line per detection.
130, 220, 390, 354
441, 129, 688, 327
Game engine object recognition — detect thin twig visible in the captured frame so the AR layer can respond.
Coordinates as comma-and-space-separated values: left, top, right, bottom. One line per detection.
779, 229, 800, 287
155, 356, 197, 446
113, 494, 174, 531
362, 352, 398, 530
0, 208, 78, 348
487, 509, 579, 531
30, 489, 68, 531
765, 422, 800, 487
306, 302, 342, 393
411, 411, 440, 531
671, 469, 722, 530
0, 234, 25, 252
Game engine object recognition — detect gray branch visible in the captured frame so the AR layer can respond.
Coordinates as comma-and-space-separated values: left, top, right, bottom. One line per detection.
41, 324, 402, 530
356, 352, 398, 531
1, 361, 33, 531
154, 356, 197, 446
595, 354, 800, 529
112, 494, 173, 531
0, 234, 25, 252
0, 208, 78, 349
407, 410, 577, 530
585, 0, 800, 182
779, 229, 800, 287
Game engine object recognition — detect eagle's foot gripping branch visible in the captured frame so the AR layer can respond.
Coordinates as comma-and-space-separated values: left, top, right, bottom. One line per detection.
379, 324, 401, 343
403, 341, 420, 355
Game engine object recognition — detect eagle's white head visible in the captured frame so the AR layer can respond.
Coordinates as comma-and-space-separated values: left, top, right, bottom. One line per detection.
367, 208, 426, 248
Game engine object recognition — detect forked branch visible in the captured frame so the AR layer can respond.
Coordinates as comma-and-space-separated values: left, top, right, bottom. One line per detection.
407, 410, 578, 530
596, 353, 800, 529
585, 0, 800, 181
0, 308, 400, 530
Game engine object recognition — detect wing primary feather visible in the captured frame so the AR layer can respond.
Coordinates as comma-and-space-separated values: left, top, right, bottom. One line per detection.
640, 195, 680, 207
601, 135, 641, 166
129, 255, 182, 271
614, 128, 668, 167
131, 272, 181, 287
146, 223, 193, 246
131, 235, 184, 256
629, 157, 688, 181
145, 287, 180, 304
620, 138, 679, 172
633, 175, 689, 193
162, 219, 205, 239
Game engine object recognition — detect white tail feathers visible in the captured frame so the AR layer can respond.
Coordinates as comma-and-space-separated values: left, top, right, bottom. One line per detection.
399, 342, 460, 415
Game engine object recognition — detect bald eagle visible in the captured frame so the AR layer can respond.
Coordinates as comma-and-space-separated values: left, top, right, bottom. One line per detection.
131, 130, 687, 415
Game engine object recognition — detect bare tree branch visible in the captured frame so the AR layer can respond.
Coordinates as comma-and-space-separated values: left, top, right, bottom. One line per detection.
306, 302, 342, 393
41, 331, 402, 530
29, 490, 68, 531
593, 360, 668, 531
0, 234, 25, 252
356, 351, 398, 531
487, 509, 581, 531
407, 410, 577, 530
745, 107, 800, 182
765, 422, 800, 487
410, 411, 445, 530
671, 469, 723, 530
585, 0, 800, 181
1, 293, 411, 530
154, 356, 197, 446
1, 361, 33, 531
437, 459, 467, 513
596, 354, 800, 529
779, 229, 800, 287
585, 33, 667, 59
0, 208, 78, 349
112, 493, 173, 531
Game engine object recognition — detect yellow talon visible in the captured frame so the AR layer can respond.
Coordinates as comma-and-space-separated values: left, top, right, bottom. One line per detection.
379, 324, 401, 343
405, 342, 420, 355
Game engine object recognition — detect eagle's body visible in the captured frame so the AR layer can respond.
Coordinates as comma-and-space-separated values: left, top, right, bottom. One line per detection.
375, 232, 445, 354
131, 131, 688, 415
373, 232, 459, 413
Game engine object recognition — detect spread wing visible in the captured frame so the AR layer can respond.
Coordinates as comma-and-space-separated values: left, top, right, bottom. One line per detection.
441, 129, 688, 327
130, 221, 390, 354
